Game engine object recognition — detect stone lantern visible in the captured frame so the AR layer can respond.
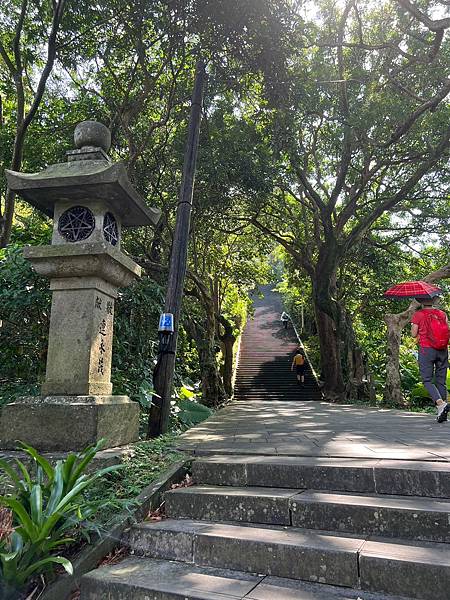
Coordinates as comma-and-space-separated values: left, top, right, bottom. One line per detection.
0, 121, 160, 451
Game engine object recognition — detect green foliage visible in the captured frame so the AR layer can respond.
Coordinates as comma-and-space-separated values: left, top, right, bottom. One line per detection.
0, 382, 40, 410
176, 399, 213, 427
112, 277, 164, 399
0, 440, 121, 594
83, 434, 185, 525
0, 246, 50, 381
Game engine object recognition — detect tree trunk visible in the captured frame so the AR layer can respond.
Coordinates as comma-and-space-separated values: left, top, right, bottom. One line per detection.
0, 134, 24, 247
314, 305, 345, 399
218, 314, 236, 397
383, 310, 413, 406
196, 338, 227, 408
186, 296, 226, 408
341, 307, 375, 402
311, 251, 374, 402
311, 252, 346, 399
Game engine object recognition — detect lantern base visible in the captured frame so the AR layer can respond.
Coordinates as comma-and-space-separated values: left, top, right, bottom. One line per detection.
0, 395, 140, 452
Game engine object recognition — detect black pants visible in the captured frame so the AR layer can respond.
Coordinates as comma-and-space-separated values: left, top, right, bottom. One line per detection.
418, 347, 448, 403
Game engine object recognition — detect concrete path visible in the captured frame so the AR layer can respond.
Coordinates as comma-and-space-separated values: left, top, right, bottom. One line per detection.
179, 286, 450, 462
178, 400, 450, 461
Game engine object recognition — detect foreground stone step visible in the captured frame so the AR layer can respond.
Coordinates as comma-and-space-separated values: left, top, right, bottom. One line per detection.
81, 557, 414, 600
359, 537, 450, 600
123, 520, 450, 599
291, 490, 450, 543
247, 575, 414, 599
165, 485, 300, 525
192, 455, 450, 497
125, 519, 363, 587
81, 556, 262, 599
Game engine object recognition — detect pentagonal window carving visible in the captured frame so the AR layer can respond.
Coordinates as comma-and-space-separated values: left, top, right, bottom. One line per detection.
58, 206, 95, 242
103, 212, 119, 246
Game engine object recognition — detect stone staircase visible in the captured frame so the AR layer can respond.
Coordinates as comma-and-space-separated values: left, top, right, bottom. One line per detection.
234, 287, 322, 402
81, 455, 450, 599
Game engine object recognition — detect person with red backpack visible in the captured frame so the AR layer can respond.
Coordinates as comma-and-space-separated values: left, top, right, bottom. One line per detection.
411, 298, 450, 423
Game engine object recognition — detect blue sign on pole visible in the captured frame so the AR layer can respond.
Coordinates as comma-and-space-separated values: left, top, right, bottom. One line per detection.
158, 313, 174, 332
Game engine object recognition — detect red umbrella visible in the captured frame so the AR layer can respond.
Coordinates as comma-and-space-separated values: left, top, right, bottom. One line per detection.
384, 280, 443, 299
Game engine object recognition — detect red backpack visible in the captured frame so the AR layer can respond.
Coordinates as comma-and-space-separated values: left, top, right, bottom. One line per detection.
423, 311, 450, 350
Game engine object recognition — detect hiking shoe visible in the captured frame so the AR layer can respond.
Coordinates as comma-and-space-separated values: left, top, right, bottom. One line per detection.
437, 403, 449, 423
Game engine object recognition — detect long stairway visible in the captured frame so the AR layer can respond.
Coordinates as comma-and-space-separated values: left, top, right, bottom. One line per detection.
80, 288, 450, 599
234, 286, 321, 402
82, 455, 450, 599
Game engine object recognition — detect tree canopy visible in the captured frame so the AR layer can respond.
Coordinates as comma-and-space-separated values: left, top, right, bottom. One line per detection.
1, 0, 449, 413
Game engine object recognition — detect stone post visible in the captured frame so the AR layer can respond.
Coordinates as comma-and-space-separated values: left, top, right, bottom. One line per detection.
0, 121, 160, 451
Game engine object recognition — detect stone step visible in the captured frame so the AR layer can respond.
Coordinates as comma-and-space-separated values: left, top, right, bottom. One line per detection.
233, 396, 320, 400
81, 556, 414, 600
234, 382, 316, 387
234, 392, 318, 395
165, 485, 299, 525
80, 556, 263, 599
233, 392, 319, 398
124, 519, 363, 588
291, 490, 450, 543
124, 519, 450, 598
246, 576, 414, 599
166, 485, 450, 543
235, 376, 313, 380
234, 387, 314, 391
233, 394, 313, 398
192, 455, 450, 497
359, 537, 450, 600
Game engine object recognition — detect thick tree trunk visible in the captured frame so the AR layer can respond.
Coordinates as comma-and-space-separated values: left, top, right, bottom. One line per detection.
314, 305, 345, 399
311, 250, 374, 402
311, 250, 347, 400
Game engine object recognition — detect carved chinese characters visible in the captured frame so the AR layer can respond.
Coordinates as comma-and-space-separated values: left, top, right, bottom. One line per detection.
93, 294, 114, 382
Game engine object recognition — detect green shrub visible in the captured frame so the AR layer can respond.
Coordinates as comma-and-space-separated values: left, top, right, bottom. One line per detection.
0, 440, 121, 596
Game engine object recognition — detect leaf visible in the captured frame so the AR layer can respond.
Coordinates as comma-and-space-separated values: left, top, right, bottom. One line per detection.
67, 440, 105, 488
177, 400, 213, 425
45, 462, 64, 517
179, 385, 195, 399
0, 497, 36, 541
30, 484, 43, 528
14, 460, 32, 491
0, 458, 22, 491
21, 556, 73, 581
62, 454, 77, 486
19, 442, 54, 481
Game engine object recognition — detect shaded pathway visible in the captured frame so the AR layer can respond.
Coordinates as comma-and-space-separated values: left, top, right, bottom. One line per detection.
178, 400, 450, 461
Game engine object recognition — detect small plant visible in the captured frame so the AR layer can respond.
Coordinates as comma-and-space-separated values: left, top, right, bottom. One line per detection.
0, 440, 122, 597
171, 384, 213, 427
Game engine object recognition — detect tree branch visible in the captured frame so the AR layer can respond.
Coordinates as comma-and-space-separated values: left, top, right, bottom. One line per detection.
397, 0, 450, 31
345, 125, 450, 250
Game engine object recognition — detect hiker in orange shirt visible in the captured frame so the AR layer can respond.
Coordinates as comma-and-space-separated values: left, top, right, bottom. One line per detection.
291, 348, 306, 385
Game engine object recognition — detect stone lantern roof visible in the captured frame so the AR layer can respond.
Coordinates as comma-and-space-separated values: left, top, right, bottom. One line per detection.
6, 120, 160, 227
